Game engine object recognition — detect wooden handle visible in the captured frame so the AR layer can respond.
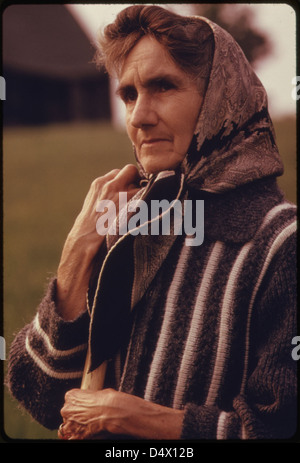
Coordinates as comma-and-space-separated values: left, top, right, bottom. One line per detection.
81, 348, 107, 391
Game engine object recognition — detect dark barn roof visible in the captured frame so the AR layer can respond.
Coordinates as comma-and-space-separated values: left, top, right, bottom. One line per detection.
2, 4, 110, 125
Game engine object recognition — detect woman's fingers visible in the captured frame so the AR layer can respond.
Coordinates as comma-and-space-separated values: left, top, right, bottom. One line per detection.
56, 165, 141, 320
94, 165, 140, 227
59, 389, 108, 439
113, 164, 141, 190
97, 164, 140, 201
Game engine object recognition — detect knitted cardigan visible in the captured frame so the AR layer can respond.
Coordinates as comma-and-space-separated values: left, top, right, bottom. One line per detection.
7, 16, 298, 440
7, 178, 297, 439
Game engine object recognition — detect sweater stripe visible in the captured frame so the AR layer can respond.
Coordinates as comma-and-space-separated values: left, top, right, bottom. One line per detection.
25, 336, 83, 380
205, 241, 253, 406
33, 315, 87, 357
240, 218, 297, 394
216, 411, 228, 439
144, 243, 191, 402
205, 203, 296, 406
172, 241, 224, 409
261, 202, 296, 228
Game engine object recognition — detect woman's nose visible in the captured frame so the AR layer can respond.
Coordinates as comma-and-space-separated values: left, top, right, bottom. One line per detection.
130, 95, 158, 128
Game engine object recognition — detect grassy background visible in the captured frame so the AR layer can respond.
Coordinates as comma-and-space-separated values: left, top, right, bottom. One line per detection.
2, 117, 297, 440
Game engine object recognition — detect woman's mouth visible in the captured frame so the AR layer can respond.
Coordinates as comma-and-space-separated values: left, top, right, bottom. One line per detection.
141, 138, 171, 147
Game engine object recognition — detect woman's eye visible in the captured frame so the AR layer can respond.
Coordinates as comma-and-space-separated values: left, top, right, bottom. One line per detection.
127, 90, 137, 101
120, 88, 137, 103
156, 80, 175, 92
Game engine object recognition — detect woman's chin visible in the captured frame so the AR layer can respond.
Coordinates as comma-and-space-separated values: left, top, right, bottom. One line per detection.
140, 159, 182, 176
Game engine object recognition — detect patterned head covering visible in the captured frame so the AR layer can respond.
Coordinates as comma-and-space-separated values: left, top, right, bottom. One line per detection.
183, 16, 284, 193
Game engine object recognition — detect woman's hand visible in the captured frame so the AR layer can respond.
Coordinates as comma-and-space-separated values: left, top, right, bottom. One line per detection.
59, 388, 184, 440
56, 164, 140, 321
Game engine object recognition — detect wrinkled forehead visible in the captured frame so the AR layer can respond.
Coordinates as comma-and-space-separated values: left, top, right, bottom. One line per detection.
118, 35, 197, 91
119, 35, 172, 78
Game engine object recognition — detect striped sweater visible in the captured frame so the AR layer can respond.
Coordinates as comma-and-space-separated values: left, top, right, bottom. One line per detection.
7, 178, 297, 439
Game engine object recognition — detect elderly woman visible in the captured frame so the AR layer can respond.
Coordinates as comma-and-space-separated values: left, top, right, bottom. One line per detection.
7, 5, 297, 440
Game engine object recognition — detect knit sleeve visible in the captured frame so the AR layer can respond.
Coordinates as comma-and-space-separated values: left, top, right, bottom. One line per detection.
181, 230, 297, 440
6, 278, 90, 430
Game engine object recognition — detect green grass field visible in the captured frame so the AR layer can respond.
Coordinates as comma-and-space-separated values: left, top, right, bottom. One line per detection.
2, 117, 297, 440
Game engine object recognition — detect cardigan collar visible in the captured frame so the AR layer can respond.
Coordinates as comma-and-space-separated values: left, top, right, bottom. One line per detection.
189, 177, 284, 244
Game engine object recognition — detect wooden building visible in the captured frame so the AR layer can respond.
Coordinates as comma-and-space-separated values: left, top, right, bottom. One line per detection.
2, 4, 111, 126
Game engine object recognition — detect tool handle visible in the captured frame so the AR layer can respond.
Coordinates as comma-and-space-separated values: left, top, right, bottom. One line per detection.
81, 349, 107, 391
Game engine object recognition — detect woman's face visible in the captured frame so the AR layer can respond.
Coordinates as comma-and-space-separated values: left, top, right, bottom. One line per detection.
118, 36, 204, 174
